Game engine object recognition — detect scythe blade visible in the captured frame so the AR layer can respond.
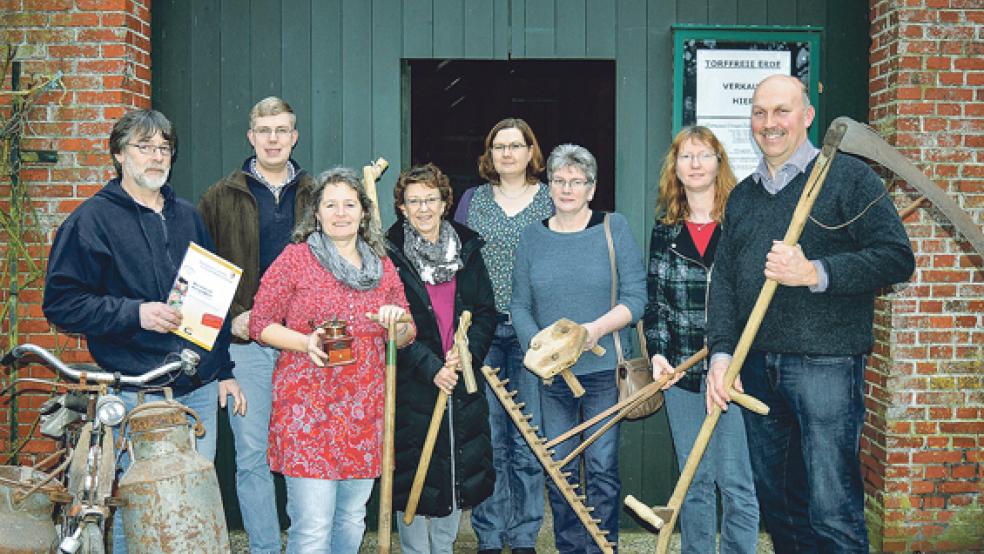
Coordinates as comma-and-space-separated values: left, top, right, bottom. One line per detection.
833, 116, 984, 260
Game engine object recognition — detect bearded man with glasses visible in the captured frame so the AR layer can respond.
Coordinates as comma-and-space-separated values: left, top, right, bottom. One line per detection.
198, 96, 316, 554
43, 108, 245, 554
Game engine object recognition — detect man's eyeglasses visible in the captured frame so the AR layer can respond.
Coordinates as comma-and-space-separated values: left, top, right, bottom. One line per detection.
677, 152, 718, 163
491, 142, 529, 154
405, 197, 442, 209
252, 126, 294, 138
549, 178, 592, 189
128, 143, 172, 157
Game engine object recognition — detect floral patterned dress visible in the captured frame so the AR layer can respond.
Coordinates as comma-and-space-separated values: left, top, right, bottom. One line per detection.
249, 242, 409, 480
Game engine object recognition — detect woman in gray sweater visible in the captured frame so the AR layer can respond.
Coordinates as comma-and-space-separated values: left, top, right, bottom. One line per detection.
511, 144, 647, 552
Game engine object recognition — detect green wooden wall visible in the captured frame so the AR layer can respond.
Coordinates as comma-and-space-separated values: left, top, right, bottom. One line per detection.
152, 0, 869, 529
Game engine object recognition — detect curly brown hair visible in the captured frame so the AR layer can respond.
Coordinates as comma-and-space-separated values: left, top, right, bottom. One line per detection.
476, 117, 545, 186
393, 163, 454, 219
655, 126, 736, 226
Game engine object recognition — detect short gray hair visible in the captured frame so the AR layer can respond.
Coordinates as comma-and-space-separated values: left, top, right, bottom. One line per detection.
292, 167, 386, 257
546, 143, 597, 184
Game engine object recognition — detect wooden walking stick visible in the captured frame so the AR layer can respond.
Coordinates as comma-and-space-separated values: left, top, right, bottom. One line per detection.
403, 311, 476, 524
626, 118, 845, 554
367, 311, 412, 554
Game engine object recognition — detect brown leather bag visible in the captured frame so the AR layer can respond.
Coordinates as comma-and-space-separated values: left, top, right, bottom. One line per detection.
604, 214, 663, 420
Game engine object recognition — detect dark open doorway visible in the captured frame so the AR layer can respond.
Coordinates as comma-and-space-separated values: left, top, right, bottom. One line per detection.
406, 59, 616, 213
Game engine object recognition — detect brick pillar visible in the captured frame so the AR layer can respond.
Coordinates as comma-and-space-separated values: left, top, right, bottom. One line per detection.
867, 1, 984, 551
0, 0, 151, 461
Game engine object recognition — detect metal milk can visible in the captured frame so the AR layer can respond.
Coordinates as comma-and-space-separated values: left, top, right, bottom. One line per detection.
117, 400, 230, 553
0, 465, 65, 554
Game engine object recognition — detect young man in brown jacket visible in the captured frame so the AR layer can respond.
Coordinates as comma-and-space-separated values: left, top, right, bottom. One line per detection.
198, 97, 315, 554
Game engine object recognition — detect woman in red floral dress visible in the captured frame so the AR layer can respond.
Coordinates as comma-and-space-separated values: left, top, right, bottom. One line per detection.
250, 167, 414, 554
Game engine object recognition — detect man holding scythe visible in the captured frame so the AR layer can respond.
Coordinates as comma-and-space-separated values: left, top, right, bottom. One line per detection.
706, 74, 915, 552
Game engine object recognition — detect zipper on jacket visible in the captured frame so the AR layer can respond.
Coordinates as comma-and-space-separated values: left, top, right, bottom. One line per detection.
158, 211, 176, 270
448, 394, 459, 512
669, 245, 712, 373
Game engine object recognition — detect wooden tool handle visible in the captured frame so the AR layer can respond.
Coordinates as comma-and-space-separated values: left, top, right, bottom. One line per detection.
730, 389, 769, 415
560, 369, 585, 397
455, 311, 477, 394
365, 312, 413, 324
624, 495, 665, 529
403, 390, 449, 524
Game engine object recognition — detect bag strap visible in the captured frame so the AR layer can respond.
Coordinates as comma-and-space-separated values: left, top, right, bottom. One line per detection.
603, 213, 648, 365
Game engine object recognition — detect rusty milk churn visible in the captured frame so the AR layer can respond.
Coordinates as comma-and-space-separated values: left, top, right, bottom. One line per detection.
117, 400, 230, 553
0, 465, 65, 554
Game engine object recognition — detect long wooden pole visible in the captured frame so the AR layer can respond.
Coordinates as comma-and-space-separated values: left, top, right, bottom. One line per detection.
367, 312, 411, 554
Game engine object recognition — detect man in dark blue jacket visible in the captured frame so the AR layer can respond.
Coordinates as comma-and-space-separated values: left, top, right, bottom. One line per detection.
43, 109, 245, 553
706, 75, 914, 553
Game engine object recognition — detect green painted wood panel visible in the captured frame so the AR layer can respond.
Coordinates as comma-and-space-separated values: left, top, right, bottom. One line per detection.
372, 0, 404, 225
434, 0, 465, 58
737, 0, 767, 25
464, 0, 495, 58
708, 0, 739, 24
585, 0, 616, 57
556, 0, 587, 58
218, 0, 252, 176
151, 0, 865, 531
340, 0, 373, 168
525, 0, 556, 57
310, 0, 343, 170
281, 0, 314, 172
403, 0, 434, 58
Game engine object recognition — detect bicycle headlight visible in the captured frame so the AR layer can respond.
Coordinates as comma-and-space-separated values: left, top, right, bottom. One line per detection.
95, 395, 126, 427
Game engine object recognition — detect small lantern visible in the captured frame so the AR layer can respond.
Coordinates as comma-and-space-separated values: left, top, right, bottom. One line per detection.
312, 317, 355, 366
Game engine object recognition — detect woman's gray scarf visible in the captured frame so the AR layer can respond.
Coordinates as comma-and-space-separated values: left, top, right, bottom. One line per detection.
402, 219, 463, 285
306, 231, 383, 291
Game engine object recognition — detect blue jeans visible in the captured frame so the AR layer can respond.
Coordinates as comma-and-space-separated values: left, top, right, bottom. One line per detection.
740, 351, 869, 553
228, 342, 280, 553
471, 322, 545, 550
112, 381, 219, 554
665, 383, 759, 553
284, 476, 373, 554
396, 509, 461, 553
541, 369, 620, 553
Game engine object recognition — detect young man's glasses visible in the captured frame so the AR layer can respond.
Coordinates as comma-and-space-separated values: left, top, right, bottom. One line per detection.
252, 127, 294, 138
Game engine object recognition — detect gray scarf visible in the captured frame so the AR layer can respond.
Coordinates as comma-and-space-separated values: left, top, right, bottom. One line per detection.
402, 220, 463, 285
306, 231, 383, 291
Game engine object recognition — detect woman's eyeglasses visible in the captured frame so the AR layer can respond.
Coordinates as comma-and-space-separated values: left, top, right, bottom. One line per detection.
549, 178, 592, 189
405, 197, 442, 209
491, 143, 529, 154
677, 152, 718, 163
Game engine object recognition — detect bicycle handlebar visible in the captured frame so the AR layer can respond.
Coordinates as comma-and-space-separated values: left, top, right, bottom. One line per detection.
2, 344, 200, 386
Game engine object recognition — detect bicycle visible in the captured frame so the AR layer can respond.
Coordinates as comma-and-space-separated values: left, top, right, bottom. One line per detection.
1, 343, 200, 554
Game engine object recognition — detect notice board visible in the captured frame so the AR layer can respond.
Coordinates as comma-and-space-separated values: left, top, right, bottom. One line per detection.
673, 26, 822, 180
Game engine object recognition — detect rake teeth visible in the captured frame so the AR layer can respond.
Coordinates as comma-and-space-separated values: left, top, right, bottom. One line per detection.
481, 365, 615, 554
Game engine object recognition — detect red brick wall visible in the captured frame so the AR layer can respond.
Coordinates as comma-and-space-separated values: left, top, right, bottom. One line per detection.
0, 0, 151, 461
867, 1, 984, 551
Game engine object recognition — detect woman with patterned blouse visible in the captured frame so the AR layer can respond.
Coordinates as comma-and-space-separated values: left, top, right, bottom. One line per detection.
250, 167, 414, 554
453, 118, 553, 554
643, 126, 758, 553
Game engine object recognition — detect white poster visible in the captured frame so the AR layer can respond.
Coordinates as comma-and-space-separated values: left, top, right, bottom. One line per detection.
167, 242, 242, 351
695, 49, 791, 180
